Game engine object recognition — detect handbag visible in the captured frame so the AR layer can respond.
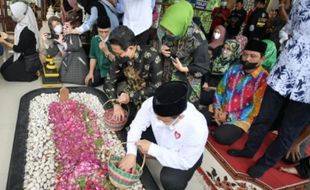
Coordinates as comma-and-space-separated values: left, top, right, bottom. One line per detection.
24, 52, 42, 73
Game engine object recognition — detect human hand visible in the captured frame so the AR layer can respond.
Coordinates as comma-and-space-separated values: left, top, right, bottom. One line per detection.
160, 45, 171, 58
41, 33, 49, 41
118, 92, 130, 104
99, 41, 109, 53
118, 154, 137, 172
285, 143, 301, 162
112, 103, 125, 121
136, 140, 152, 155
172, 58, 189, 73
202, 82, 216, 91
84, 72, 94, 85
54, 34, 64, 45
107, 53, 115, 62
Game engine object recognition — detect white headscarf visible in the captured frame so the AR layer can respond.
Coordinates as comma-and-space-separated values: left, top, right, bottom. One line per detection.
10, 1, 39, 61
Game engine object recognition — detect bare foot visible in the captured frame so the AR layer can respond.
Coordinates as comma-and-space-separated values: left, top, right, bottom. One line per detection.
280, 166, 298, 176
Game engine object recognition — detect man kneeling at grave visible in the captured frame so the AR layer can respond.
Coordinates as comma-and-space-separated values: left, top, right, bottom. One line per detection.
119, 81, 209, 190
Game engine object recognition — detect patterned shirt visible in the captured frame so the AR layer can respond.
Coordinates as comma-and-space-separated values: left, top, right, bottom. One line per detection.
89, 35, 112, 78
104, 46, 162, 107
268, 0, 310, 104
214, 64, 268, 132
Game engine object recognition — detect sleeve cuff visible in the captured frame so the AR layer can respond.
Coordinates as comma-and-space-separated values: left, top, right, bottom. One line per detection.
127, 144, 138, 156
148, 143, 160, 157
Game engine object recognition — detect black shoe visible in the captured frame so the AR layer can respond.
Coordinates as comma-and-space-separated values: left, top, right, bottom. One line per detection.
227, 149, 254, 158
247, 164, 270, 178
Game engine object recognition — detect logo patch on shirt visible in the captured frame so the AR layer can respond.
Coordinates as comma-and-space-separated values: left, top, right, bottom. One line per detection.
174, 131, 181, 139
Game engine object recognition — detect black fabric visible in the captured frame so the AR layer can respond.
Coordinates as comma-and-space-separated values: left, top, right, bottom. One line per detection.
6, 87, 158, 190
135, 28, 151, 46
95, 2, 111, 29
244, 39, 267, 54
24, 52, 42, 73
160, 155, 203, 190
296, 156, 310, 179
153, 81, 188, 117
200, 72, 223, 106
243, 8, 268, 40
240, 86, 310, 169
0, 56, 38, 82
87, 68, 105, 87
187, 40, 211, 76
213, 124, 244, 145
12, 27, 36, 55
226, 8, 247, 38
63, 0, 73, 12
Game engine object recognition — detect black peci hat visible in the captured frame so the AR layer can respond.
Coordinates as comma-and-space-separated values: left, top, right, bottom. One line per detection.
244, 40, 267, 55
153, 81, 188, 117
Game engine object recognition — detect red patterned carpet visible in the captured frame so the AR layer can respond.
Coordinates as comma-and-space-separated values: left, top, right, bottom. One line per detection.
198, 130, 309, 190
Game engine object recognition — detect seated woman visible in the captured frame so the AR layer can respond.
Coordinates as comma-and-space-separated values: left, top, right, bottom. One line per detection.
41, 16, 65, 61
0, 1, 40, 82
200, 39, 241, 106
208, 25, 226, 60
157, 1, 210, 104
56, 11, 88, 84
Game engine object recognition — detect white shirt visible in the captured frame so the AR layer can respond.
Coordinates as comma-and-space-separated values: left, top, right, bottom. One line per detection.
122, 0, 153, 36
127, 97, 209, 170
268, 0, 310, 103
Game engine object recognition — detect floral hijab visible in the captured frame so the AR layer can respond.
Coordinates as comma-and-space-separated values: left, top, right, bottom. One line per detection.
211, 39, 241, 75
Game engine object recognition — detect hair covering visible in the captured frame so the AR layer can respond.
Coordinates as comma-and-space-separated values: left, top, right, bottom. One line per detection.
244, 39, 267, 54
262, 39, 277, 71
235, 35, 248, 50
97, 16, 111, 29
211, 39, 241, 74
209, 25, 226, 49
10, 1, 39, 62
160, 1, 193, 37
153, 81, 188, 117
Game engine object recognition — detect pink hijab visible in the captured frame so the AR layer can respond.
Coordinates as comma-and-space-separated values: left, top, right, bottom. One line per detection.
209, 25, 226, 49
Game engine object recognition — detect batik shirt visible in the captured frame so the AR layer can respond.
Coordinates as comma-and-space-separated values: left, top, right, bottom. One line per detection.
104, 46, 162, 107
268, 0, 310, 104
214, 64, 268, 132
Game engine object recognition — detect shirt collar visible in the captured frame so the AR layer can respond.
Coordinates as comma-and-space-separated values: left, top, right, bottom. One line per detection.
249, 66, 265, 78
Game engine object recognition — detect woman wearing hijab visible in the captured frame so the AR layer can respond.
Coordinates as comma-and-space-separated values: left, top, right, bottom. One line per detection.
158, 1, 210, 105
200, 39, 241, 106
0, 1, 40, 82
261, 39, 277, 72
208, 25, 226, 60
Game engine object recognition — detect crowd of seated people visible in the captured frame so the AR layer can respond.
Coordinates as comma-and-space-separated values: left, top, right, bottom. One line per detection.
0, 0, 309, 183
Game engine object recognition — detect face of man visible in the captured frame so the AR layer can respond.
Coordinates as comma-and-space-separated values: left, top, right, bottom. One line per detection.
111, 44, 136, 62
241, 50, 265, 71
97, 28, 110, 41
236, 2, 243, 10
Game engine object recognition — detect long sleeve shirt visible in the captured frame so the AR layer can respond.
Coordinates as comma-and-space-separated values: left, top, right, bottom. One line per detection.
126, 97, 209, 170
268, 0, 310, 104
77, 6, 98, 34
214, 64, 268, 132
104, 46, 162, 107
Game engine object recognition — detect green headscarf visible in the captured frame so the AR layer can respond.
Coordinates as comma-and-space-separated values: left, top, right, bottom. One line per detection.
160, 1, 194, 37
262, 39, 277, 72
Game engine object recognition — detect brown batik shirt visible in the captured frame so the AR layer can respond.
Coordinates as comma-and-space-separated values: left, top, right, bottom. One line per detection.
104, 45, 163, 107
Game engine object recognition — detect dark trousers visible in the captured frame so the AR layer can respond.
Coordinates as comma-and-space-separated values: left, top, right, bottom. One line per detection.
141, 127, 203, 190
87, 69, 105, 87
296, 156, 310, 179
135, 28, 151, 46
244, 86, 310, 168
1, 56, 38, 82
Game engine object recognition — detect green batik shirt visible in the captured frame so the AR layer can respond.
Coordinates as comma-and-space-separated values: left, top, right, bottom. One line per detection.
89, 35, 112, 78
104, 46, 163, 107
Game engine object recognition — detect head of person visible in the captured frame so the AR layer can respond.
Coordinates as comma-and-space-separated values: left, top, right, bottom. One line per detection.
241, 40, 267, 71
221, 39, 241, 61
9, 0, 29, 23
64, 10, 81, 31
159, 1, 193, 43
108, 25, 137, 63
153, 81, 188, 125
255, 0, 266, 8
48, 16, 63, 35
261, 39, 277, 71
220, 0, 228, 8
97, 16, 111, 42
235, 0, 244, 10
213, 25, 226, 41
